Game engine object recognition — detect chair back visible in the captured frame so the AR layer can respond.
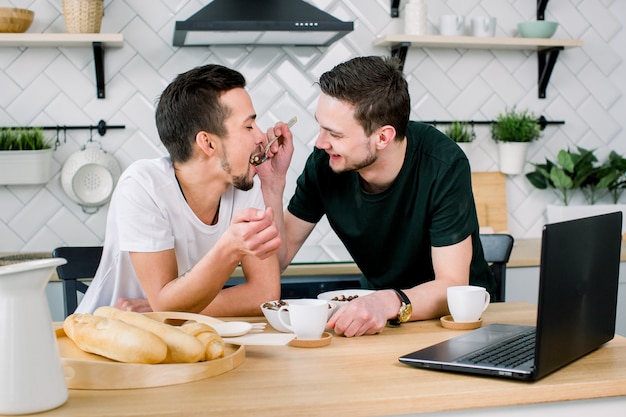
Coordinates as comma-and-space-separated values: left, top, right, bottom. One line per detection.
52, 246, 103, 317
479, 234, 514, 302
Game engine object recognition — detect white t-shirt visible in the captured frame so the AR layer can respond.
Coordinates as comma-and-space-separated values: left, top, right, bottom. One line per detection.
76, 157, 265, 313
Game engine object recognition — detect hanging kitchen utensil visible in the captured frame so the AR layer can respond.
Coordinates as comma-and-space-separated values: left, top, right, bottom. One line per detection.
61, 133, 121, 214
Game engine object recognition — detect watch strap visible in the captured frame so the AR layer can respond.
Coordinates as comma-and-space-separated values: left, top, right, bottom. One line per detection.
388, 289, 412, 326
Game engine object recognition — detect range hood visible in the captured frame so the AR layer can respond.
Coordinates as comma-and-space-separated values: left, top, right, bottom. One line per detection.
173, 0, 354, 47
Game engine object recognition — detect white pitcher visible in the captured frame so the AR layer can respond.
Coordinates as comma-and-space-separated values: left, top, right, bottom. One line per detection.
0, 258, 68, 415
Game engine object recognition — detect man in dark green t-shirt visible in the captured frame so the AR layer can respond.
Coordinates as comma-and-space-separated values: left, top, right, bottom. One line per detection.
258, 56, 494, 337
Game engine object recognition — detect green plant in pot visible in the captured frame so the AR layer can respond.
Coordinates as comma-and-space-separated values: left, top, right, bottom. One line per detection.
491, 107, 542, 175
526, 147, 599, 205
598, 151, 626, 204
0, 127, 54, 185
0, 127, 50, 150
445, 121, 475, 143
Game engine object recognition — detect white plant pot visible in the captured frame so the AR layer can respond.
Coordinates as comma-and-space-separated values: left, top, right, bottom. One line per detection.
0, 149, 54, 185
497, 142, 529, 175
546, 204, 626, 234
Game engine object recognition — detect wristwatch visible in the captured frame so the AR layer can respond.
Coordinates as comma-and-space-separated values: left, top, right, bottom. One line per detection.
389, 289, 412, 326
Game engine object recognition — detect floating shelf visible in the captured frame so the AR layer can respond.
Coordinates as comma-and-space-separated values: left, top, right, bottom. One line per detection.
374, 34, 583, 98
0, 33, 124, 99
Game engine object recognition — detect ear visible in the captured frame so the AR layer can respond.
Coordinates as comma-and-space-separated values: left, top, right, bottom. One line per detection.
375, 125, 397, 150
195, 131, 216, 157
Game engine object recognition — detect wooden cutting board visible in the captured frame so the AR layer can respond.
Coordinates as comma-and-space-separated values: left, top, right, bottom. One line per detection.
56, 312, 245, 390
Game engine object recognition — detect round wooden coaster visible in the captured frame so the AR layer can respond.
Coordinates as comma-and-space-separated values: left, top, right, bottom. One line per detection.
440, 315, 482, 330
288, 332, 333, 348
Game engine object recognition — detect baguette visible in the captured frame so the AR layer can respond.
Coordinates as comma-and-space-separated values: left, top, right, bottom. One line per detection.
94, 306, 205, 363
63, 313, 168, 364
180, 322, 225, 360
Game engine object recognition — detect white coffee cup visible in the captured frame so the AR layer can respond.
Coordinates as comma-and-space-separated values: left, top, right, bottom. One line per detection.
447, 286, 490, 322
471, 16, 496, 37
278, 299, 329, 339
439, 15, 465, 36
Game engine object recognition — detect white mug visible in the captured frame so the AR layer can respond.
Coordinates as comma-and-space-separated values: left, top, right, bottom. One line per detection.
471, 16, 496, 37
439, 15, 465, 36
278, 299, 329, 339
447, 286, 490, 322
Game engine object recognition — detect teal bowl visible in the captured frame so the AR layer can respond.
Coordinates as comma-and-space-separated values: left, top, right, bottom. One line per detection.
517, 21, 558, 38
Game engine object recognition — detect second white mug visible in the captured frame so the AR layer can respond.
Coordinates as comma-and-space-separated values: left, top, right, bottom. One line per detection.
471, 16, 496, 37
439, 15, 465, 36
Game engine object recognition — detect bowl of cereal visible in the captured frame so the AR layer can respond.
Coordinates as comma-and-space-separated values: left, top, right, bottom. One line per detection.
317, 289, 375, 316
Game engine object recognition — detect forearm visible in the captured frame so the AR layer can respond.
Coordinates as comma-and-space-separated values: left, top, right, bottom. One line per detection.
261, 179, 291, 271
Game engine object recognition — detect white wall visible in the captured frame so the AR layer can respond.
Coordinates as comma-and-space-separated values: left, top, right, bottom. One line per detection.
1, 0, 625, 264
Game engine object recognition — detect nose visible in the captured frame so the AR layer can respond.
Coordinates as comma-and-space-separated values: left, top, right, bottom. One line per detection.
314, 131, 329, 150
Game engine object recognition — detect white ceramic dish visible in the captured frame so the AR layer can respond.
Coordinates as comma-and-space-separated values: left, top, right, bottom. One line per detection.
317, 289, 375, 315
260, 300, 291, 332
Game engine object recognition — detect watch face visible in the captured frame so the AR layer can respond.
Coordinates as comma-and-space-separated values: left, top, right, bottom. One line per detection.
399, 304, 412, 322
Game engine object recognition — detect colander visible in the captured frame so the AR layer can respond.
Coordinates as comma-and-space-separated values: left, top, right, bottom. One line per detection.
61, 144, 121, 212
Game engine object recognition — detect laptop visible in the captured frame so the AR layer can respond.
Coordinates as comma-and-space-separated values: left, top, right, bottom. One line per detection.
399, 212, 623, 381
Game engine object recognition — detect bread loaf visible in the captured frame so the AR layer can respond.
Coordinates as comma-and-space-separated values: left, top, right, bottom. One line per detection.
180, 322, 225, 360
63, 313, 168, 364
94, 306, 205, 363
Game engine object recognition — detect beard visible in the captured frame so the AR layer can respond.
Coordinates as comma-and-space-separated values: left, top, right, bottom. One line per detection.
221, 154, 254, 191
330, 148, 378, 174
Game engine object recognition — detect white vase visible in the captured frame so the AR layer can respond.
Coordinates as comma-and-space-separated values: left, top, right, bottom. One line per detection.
0, 148, 54, 185
456, 142, 472, 156
497, 142, 529, 175
404, 0, 428, 35
546, 204, 626, 233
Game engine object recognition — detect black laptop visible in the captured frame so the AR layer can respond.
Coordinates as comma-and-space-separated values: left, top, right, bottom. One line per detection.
399, 212, 623, 381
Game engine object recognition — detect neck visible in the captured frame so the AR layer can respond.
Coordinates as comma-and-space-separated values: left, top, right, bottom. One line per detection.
174, 160, 224, 225
359, 137, 407, 194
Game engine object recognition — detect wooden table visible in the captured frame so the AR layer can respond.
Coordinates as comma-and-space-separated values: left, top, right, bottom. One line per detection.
12, 302, 626, 417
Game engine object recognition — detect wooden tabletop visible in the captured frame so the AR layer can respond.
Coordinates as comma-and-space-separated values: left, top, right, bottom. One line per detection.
17, 302, 626, 417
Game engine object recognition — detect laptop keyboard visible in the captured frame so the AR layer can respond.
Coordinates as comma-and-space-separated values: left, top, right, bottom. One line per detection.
457, 329, 536, 369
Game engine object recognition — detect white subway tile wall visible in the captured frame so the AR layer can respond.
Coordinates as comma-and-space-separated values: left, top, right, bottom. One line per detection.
0, 0, 625, 263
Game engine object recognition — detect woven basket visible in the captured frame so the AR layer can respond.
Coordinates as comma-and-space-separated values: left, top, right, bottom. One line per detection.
62, 0, 103, 33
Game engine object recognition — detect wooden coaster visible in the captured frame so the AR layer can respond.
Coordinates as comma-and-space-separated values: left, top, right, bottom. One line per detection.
440, 315, 482, 330
288, 332, 332, 348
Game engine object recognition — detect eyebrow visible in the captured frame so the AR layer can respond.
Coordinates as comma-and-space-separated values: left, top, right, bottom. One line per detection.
314, 113, 341, 136
243, 114, 257, 124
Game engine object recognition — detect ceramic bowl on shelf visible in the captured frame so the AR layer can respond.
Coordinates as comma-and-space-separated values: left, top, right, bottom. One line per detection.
0, 8, 34, 33
517, 21, 558, 38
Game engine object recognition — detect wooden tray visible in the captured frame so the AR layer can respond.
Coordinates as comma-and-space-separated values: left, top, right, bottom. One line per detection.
56, 312, 245, 390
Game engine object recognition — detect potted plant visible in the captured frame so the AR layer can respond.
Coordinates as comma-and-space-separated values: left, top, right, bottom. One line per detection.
526, 147, 626, 227
491, 107, 542, 175
445, 121, 475, 155
0, 127, 54, 185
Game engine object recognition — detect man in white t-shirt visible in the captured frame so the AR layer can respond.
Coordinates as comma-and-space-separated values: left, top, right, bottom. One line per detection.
76, 64, 294, 316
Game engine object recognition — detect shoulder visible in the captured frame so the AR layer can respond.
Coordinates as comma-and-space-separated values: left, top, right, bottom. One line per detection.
405, 121, 467, 171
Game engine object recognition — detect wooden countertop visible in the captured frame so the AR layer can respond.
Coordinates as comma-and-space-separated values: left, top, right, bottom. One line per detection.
17, 302, 626, 417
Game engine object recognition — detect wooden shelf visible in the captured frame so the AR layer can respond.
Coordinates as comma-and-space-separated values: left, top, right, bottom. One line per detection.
0, 33, 124, 99
373, 34, 583, 98
373, 34, 582, 50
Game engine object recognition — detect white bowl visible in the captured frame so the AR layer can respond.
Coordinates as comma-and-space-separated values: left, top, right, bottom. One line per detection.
317, 289, 375, 315
260, 300, 291, 333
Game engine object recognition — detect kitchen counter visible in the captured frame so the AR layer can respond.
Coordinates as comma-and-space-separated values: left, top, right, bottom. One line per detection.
3, 238, 626, 281
10, 302, 626, 417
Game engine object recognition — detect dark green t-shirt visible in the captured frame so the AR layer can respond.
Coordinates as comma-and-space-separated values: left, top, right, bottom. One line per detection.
287, 121, 495, 295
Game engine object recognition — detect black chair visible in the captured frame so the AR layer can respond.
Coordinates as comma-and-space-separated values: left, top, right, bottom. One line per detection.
52, 246, 103, 317
479, 234, 514, 303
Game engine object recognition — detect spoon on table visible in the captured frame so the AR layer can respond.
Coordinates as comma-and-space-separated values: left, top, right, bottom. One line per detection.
250, 116, 297, 166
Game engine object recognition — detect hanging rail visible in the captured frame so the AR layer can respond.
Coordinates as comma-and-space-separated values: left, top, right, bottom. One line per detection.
0, 120, 125, 136
421, 116, 564, 131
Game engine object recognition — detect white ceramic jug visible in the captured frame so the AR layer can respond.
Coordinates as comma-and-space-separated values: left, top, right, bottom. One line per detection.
0, 258, 68, 415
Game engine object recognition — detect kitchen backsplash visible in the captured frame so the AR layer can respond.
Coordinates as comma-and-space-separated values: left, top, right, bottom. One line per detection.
0, 0, 624, 262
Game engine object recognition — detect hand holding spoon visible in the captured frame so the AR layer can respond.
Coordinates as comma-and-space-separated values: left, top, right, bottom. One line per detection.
250, 116, 297, 166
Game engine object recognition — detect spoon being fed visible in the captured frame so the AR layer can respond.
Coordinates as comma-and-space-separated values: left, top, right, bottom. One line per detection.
250, 116, 298, 166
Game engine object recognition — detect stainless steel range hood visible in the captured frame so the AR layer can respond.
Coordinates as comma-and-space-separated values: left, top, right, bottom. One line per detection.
173, 0, 354, 47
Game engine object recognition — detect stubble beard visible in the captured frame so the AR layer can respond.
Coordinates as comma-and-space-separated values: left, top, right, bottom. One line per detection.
221, 154, 254, 191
